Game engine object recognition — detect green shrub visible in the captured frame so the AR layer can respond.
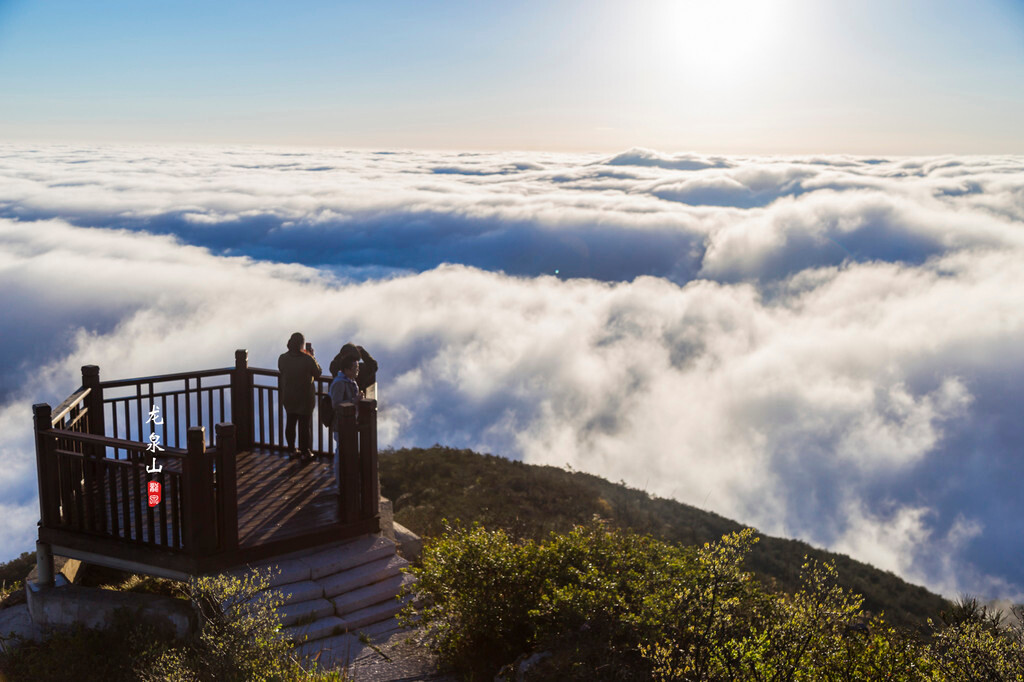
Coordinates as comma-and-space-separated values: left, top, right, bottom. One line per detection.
404, 523, 1024, 682
928, 605, 1024, 681
141, 569, 296, 682
399, 523, 545, 678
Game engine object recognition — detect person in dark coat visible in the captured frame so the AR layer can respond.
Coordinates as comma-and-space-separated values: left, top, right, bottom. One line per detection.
278, 332, 321, 460
329, 343, 378, 393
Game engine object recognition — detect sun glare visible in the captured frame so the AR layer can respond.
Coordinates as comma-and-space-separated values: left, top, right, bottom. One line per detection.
652, 0, 793, 92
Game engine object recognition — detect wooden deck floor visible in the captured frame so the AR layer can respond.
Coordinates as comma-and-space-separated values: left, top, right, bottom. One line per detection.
236, 448, 339, 547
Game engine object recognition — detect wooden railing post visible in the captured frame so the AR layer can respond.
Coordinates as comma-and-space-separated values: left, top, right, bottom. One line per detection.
81, 365, 105, 437
358, 399, 379, 520
183, 427, 216, 555
231, 350, 254, 452
33, 403, 58, 529
337, 404, 360, 523
81, 365, 106, 532
214, 423, 239, 552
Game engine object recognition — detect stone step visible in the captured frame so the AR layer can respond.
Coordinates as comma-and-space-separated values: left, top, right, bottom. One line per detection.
305, 535, 397, 580
252, 556, 311, 589
320, 554, 408, 599
294, 613, 412, 670
355, 615, 405, 643
295, 632, 361, 670
227, 534, 397, 588
331, 572, 415, 618
296, 623, 415, 672
278, 597, 334, 627
264, 578, 323, 605
338, 593, 410, 631
283, 615, 346, 644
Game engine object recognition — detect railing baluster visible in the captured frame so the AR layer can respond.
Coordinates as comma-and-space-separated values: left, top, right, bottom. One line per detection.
95, 458, 107, 534
132, 451, 143, 543
119, 459, 131, 540
110, 400, 119, 458
218, 388, 226, 431
185, 378, 192, 431
275, 389, 282, 449
82, 453, 95, 532
196, 375, 204, 436
171, 392, 181, 449
257, 388, 265, 447
135, 383, 143, 444
108, 461, 119, 537
315, 382, 323, 455
170, 472, 181, 549
161, 393, 168, 451
72, 454, 84, 532
204, 379, 214, 446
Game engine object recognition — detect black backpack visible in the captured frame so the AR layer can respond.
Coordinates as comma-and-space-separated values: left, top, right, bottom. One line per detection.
318, 394, 334, 429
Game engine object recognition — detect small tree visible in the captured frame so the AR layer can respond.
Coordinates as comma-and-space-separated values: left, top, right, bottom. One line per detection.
140, 569, 297, 682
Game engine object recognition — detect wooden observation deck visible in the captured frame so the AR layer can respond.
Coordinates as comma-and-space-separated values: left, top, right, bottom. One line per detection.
32, 350, 379, 580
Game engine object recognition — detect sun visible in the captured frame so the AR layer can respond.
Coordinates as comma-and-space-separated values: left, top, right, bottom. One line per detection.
651, 0, 794, 92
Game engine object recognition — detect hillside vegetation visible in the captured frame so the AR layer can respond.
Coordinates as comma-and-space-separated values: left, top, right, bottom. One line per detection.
379, 446, 949, 630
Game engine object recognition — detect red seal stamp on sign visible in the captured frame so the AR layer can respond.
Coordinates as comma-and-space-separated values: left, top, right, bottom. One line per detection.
148, 480, 162, 507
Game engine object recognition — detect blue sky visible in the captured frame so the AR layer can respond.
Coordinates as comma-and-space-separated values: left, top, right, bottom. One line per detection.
1, 0, 1022, 153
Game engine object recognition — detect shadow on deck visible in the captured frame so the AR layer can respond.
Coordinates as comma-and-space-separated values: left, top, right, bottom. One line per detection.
236, 449, 339, 548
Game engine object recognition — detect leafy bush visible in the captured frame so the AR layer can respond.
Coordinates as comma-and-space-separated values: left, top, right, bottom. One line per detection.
399, 523, 545, 675
141, 569, 295, 682
929, 614, 1024, 681
380, 446, 950, 630
403, 523, 1024, 681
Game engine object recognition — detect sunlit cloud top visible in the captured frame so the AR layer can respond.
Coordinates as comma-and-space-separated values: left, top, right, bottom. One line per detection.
2, 144, 1024, 605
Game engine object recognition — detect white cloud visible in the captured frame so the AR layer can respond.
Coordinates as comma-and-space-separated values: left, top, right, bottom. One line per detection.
1, 144, 1023, 603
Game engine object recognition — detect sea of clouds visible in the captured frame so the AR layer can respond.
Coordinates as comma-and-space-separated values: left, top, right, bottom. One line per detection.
1, 144, 1023, 601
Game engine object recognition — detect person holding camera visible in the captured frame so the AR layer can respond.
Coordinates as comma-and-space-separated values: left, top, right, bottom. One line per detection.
278, 332, 321, 460
329, 343, 377, 392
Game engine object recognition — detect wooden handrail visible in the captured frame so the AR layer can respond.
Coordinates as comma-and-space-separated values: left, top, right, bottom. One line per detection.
49, 427, 189, 458
51, 386, 91, 426
100, 366, 233, 389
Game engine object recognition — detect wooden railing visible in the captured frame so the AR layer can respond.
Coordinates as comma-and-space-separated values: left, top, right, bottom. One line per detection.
99, 367, 233, 450
250, 369, 335, 456
33, 350, 377, 576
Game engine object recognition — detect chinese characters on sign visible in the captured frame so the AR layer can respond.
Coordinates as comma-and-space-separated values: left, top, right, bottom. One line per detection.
146, 404, 164, 507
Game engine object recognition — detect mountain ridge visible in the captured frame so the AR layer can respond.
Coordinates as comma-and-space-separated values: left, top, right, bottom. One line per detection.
379, 446, 950, 630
